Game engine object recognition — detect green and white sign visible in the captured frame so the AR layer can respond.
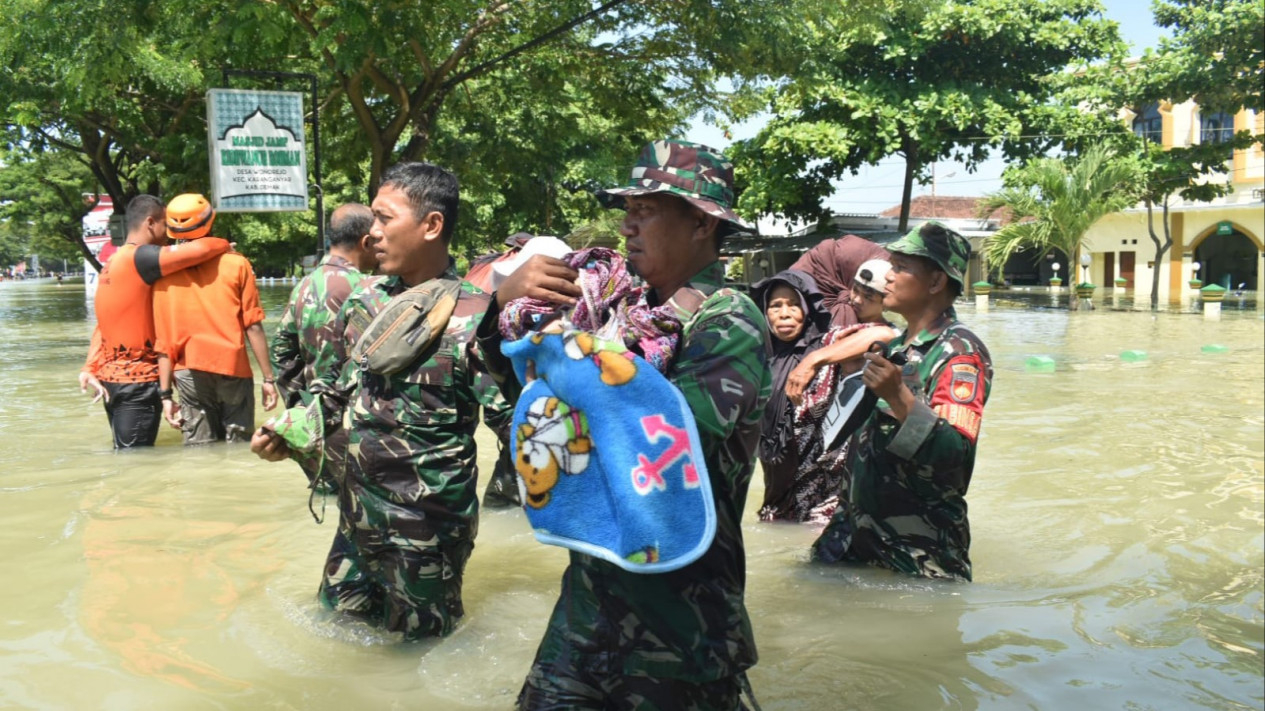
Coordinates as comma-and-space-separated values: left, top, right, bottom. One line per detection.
207, 89, 308, 212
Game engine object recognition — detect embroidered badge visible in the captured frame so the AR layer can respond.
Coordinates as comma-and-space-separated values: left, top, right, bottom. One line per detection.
949, 363, 978, 403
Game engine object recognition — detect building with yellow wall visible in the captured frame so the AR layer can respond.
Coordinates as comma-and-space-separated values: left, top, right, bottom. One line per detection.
1079, 100, 1263, 305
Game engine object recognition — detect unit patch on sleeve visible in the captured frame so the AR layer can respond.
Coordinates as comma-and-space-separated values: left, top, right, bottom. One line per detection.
948, 362, 979, 404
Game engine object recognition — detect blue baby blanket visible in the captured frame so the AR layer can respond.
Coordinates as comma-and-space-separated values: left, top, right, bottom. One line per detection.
502, 331, 716, 573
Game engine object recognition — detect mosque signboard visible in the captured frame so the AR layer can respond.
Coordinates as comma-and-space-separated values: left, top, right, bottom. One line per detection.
206, 89, 309, 212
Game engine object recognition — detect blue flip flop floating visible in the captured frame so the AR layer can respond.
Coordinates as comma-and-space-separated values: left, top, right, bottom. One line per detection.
502, 331, 716, 573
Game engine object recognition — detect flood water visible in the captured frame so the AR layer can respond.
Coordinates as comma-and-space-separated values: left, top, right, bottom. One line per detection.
2, 278, 1262, 710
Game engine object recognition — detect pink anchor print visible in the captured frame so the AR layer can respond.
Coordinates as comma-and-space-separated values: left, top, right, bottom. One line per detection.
630, 414, 700, 495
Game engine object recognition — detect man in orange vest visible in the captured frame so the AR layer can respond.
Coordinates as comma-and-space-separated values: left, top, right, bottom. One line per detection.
152, 193, 278, 444
79, 195, 232, 448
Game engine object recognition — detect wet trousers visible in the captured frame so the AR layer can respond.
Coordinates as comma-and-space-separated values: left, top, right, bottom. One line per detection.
102, 380, 161, 448
518, 660, 752, 711
173, 369, 255, 445
317, 485, 473, 640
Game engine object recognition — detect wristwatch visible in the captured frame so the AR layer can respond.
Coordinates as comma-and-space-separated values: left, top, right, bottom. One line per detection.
158, 388, 173, 400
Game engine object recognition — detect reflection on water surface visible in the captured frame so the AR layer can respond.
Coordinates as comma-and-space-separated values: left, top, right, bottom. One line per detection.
1, 279, 1261, 710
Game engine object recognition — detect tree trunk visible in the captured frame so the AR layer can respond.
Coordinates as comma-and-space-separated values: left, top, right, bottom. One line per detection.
1145, 198, 1171, 311
897, 137, 918, 234
72, 229, 102, 273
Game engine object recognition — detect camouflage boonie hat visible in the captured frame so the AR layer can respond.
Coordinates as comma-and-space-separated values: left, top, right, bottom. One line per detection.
887, 221, 971, 286
596, 139, 753, 235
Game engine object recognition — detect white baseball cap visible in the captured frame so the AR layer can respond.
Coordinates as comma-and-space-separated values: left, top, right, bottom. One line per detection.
490, 236, 573, 291
853, 258, 892, 293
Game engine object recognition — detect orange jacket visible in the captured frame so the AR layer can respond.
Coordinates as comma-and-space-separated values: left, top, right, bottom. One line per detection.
84, 238, 231, 383
152, 246, 266, 378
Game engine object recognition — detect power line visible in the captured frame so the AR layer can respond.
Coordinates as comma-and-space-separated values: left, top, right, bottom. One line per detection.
821, 175, 1004, 194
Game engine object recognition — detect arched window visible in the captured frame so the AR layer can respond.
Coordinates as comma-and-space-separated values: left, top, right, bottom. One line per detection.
1133, 103, 1162, 145
1200, 110, 1235, 159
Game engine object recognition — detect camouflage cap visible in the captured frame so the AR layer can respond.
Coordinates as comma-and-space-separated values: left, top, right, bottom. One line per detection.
596, 139, 753, 235
887, 221, 971, 286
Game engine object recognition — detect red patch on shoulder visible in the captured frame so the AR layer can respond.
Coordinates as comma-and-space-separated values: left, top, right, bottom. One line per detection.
949, 363, 978, 404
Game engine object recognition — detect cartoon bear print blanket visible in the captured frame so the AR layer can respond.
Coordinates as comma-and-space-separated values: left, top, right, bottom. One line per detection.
503, 330, 716, 573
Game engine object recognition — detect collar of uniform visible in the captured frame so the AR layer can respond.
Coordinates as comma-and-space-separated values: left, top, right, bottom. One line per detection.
649, 260, 724, 307
320, 253, 356, 270
903, 306, 957, 349
382, 260, 460, 296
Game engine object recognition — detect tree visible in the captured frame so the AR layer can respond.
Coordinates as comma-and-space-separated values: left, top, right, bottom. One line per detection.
981, 145, 1139, 305
1115, 0, 1264, 309
0, 146, 105, 269
732, 0, 1123, 232
271, 0, 787, 196
0, 0, 303, 262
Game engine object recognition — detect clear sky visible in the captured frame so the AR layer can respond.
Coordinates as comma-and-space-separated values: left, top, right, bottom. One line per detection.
687, 0, 1167, 227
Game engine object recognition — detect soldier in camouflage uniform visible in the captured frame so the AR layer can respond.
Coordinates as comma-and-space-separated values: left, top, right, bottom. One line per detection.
479, 140, 772, 709
812, 221, 993, 581
253, 163, 511, 639
269, 203, 377, 491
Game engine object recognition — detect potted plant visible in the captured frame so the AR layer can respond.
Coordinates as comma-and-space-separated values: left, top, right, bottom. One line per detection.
1075, 282, 1095, 298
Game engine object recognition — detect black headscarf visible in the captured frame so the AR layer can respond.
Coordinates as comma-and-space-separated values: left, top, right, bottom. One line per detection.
750, 269, 832, 464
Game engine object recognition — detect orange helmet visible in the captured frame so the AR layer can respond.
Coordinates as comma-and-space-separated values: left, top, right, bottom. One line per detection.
166, 193, 215, 240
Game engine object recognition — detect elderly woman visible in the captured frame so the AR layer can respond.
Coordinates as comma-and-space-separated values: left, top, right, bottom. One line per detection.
752, 261, 899, 523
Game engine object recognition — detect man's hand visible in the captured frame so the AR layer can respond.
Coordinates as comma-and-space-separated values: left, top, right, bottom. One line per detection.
79, 371, 108, 404
162, 398, 184, 429
861, 349, 914, 422
261, 382, 278, 411
495, 255, 581, 309
785, 357, 820, 406
250, 426, 291, 461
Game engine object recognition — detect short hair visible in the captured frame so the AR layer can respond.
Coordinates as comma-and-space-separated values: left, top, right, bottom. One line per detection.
327, 203, 373, 249
125, 194, 165, 233
379, 162, 459, 243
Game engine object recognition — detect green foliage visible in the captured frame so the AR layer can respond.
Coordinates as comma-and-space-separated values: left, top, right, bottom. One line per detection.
733, 0, 1124, 230
2, 0, 793, 271
1099, 0, 1265, 308
563, 212, 626, 252
1148, 0, 1264, 115
980, 145, 1139, 269
0, 146, 101, 266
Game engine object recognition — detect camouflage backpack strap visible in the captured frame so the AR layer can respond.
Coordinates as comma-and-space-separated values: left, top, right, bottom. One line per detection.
350, 276, 462, 375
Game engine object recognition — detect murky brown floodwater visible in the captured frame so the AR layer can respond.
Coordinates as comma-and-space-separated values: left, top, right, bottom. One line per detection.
1, 278, 1262, 710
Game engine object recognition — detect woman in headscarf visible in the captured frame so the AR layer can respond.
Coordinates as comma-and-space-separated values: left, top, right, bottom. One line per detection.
789, 235, 890, 328
752, 261, 899, 523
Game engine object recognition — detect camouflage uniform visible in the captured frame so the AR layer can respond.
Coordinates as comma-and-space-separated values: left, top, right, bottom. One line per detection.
477, 140, 770, 708
308, 266, 511, 639
812, 222, 993, 581
486, 263, 771, 706
269, 253, 369, 490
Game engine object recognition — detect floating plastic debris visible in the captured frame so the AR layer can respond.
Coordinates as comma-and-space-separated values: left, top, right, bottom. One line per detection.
1201, 344, 1229, 354
1025, 356, 1056, 373
1120, 350, 1148, 362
